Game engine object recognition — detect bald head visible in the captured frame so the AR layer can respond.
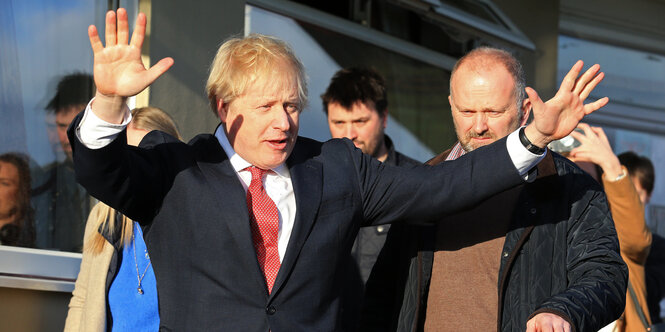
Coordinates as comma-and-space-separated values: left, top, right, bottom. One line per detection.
450, 47, 526, 117
448, 47, 530, 152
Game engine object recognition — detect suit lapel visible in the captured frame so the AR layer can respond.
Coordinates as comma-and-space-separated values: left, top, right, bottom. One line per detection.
197, 141, 267, 294
270, 144, 323, 299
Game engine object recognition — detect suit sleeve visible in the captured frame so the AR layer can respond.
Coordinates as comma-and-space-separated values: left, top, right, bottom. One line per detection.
529, 186, 628, 332
68, 113, 187, 223
344, 136, 526, 225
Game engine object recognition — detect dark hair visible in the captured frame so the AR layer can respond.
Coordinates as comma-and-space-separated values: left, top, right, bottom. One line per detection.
46, 73, 95, 114
0, 153, 34, 246
618, 151, 655, 195
321, 67, 387, 116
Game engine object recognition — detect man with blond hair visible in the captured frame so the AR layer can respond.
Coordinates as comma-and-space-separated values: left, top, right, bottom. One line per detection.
70, 9, 608, 331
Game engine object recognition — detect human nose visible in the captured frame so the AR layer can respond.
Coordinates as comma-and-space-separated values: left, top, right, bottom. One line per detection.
272, 105, 291, 131
473, 113, 488, 134
344, 124, 357, 140
58, 127, 70, 143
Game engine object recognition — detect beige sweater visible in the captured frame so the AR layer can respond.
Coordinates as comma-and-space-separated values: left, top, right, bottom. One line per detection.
64, 203, 115, 332
604, 168, 652, 332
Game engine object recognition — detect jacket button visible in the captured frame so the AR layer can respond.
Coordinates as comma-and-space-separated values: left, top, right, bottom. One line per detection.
376, 225, 385, 233
530, 208, 537, 215
266, 306, 276, 315
502, 251, 509, 258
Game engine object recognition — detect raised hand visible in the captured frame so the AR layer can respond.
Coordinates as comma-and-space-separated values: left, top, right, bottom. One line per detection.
569, 123, 623, 179
524, 60, 609, 148
88, 8, 173, 122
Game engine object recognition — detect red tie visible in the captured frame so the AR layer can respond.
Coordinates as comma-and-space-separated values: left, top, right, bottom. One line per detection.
246, 166, 281, 293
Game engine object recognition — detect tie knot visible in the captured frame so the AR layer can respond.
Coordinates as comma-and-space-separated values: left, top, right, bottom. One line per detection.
248, 166, 268, 181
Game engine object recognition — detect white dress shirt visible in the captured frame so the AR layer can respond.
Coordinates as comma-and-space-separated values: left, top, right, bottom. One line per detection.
213, 126, 296, 262
76, 100, 545, 260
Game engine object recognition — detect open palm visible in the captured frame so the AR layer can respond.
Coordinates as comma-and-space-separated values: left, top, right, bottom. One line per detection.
88, 9, 173, 98
526, 60, 609, 143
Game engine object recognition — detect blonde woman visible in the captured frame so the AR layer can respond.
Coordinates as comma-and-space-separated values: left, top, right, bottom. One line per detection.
65, 107, 182, 332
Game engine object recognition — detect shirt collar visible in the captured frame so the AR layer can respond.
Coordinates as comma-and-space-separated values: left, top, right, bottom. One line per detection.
382, 135, 398, 166
445, 142, 467, 161
214, 125, 290, 178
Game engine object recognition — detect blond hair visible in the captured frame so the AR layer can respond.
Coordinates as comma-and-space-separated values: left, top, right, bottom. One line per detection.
86, 107, 182, 254
205, 33, 308, 115
131, 106, 183, 140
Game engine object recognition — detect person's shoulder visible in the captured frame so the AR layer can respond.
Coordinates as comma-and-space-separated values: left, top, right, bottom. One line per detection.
394, 151, 421, 167
139, 131, 225, 164
550, 151, 604, 192
139, 130, 182, 147
286, 136, 325, 164
288, 137, 357, 165
305, 136, 353, 155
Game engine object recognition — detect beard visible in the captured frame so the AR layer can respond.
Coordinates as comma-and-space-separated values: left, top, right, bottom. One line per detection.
460, 131, 496, 152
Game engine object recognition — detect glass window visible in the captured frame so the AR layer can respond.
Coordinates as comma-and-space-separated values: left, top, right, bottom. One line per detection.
558, 35, 665, 111
0, 0, 136, 253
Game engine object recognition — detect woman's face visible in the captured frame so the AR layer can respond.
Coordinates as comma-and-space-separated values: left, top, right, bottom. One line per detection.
0, 161, 20, 221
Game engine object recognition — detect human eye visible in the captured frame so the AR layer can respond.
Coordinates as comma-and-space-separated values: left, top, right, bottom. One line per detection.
256, 103, 272, 111
488, 110, 506, 117
284, 102, 299, 113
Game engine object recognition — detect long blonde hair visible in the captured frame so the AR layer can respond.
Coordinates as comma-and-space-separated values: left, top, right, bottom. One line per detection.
86, 107, 182, 254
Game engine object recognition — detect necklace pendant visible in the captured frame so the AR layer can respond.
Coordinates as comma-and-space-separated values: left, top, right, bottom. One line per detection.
138, 286, 144, 294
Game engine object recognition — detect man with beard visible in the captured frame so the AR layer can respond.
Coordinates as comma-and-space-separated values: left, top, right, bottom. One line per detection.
322, 67, 420, 330
71, 9, 612, 330
322, 67, 420, 283
361, 47, 627, 332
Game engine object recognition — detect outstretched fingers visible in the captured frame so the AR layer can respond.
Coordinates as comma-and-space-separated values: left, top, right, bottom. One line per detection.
525, 87, 543, 108
130, 13, 147, 49
583, 97, 609, 115
117, 8, 129, 45
88, 25, 103, 53
559, 60, 584, 93
105, 10, 117, 47
573, 64, 600, 95
579, 71, 605, 101
142, 57, 175, 86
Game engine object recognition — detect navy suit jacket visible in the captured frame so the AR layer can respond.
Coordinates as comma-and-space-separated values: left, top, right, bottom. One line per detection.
69, 114, 525, 331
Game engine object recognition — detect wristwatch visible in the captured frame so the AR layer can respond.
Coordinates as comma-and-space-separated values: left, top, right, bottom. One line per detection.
519, 127, 546, 155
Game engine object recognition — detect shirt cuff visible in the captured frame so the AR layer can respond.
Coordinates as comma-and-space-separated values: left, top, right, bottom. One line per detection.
507, 126, 546, 181
76, 98, 132, 149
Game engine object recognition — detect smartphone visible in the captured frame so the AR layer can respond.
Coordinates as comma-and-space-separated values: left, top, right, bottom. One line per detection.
548, 128, 583, 154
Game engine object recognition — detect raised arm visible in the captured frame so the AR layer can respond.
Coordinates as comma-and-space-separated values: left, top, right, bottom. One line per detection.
524, 61, 609, 148
570, 124, 652, 262
88, 8, 173, 123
